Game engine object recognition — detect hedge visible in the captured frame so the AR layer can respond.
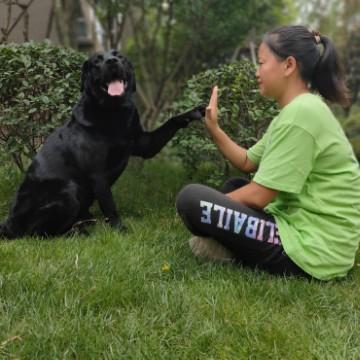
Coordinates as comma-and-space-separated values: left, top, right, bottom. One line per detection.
0, 41, 86, 171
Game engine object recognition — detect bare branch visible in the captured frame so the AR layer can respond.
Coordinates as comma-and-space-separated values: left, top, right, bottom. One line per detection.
114, 0, 132, 49
155, 0, 174, 104
45, 0, 56, 39
148, 3, 162, 59
23, 6, 29, 41
128, 6, 155, 109
0, 0, 35, 43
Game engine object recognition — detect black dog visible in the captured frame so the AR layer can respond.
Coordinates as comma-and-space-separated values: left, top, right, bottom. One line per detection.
0, 50, 204, 238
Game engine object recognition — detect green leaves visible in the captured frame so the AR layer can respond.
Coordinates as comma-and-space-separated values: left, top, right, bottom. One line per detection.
0, 42, 87, 171
171, 60, 279, 187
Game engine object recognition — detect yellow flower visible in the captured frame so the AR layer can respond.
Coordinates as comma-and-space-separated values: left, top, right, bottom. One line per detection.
161, 261, 171, 272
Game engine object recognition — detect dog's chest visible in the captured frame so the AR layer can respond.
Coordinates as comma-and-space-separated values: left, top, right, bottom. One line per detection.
105, 143, 131, 169
69, 126, 132, 173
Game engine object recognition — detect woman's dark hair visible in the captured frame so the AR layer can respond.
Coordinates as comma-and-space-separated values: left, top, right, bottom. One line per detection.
263, 25, 350, 107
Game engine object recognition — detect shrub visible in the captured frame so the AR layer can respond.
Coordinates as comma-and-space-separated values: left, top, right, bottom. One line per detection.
0, 41, 86, 171
338, 104, 360, 160
170, 61, 279, 187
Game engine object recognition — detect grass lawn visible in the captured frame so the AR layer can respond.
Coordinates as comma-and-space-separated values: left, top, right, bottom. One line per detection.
0, 159, 359, 359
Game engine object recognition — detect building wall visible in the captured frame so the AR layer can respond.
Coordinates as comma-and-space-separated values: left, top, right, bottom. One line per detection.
0, 0, 60, 44
0, 0, 130, 53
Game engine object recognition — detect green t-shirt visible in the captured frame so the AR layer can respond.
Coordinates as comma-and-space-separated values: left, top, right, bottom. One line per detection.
247, 93, 360, 280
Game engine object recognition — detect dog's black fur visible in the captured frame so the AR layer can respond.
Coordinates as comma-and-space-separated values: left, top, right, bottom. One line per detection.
0, 50, 204, 238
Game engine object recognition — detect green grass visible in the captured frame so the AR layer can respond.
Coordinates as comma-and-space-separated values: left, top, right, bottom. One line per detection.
0, 159, 359, 359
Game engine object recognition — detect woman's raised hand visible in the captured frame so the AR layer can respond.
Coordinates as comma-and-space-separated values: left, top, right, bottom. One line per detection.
205, 86, 220, 133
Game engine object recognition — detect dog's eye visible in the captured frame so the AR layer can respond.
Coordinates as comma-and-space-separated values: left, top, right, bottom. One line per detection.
94, 55, 104, 64
111, 50, 120, 57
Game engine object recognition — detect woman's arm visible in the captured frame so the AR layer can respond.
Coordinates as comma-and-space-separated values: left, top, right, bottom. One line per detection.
205, 86, 258, 173
210, 127, 258, 173
226, 181, 278, 209
205, 87, 277, 209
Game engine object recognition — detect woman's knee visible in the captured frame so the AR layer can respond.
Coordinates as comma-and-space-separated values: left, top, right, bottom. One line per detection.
176, 183, 220, 220
176, 184, 215, 235
176, 184, 204, 214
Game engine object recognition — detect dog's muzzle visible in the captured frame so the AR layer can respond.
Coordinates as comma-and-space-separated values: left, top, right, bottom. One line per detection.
107, 80, 126, 96
101, 57, 129, 97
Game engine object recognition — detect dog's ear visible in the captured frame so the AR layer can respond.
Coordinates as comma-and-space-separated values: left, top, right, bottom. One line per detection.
80, 60, 90, 92
131, 71, 136, 93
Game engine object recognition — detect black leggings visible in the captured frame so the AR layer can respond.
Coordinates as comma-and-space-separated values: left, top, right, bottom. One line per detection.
176, 177, 309, 277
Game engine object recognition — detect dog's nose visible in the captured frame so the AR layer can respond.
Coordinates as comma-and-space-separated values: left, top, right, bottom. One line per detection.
105, 56, 119, 65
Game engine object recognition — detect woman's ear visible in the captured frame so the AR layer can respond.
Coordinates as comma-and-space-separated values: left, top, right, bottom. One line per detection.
284, 56, 297, 76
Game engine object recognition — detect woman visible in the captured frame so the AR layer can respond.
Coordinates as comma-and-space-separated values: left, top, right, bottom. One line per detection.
176, 25, 360, 280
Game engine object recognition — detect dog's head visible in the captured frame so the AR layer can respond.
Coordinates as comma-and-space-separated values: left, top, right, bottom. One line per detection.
80, 50, 136, 104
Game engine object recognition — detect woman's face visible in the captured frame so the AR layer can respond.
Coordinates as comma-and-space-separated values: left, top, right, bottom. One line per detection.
256, 42, 286, 100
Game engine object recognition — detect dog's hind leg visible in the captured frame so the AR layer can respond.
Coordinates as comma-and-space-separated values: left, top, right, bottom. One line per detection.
5, 179, 81, 238
27, 181, 81, 237
28, 200, 79, 237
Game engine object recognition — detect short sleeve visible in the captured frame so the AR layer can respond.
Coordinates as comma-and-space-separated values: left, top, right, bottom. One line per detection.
247, 132, 268, 165
253, 124, 316, 194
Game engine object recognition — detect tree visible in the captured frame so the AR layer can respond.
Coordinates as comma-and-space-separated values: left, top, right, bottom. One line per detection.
43, 0, 86, 49
86, 0, 293, 129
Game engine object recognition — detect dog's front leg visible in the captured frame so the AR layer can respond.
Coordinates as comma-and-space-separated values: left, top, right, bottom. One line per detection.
91, 175, 123, 229
132, 106, 205, 159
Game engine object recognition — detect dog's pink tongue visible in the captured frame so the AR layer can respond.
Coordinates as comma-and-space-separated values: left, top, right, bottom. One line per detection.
108, 80, 124, 96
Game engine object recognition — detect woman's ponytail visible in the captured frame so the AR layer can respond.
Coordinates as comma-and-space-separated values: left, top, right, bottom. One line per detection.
312, 35, 351, 107
264, 26, 351, 107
